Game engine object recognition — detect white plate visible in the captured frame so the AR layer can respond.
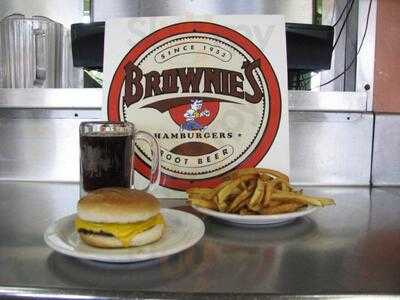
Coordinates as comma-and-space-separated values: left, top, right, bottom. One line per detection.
191, 205, 317, 227
44, 208, 205, 263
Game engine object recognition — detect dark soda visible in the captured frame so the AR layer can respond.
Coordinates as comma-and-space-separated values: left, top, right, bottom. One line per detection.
80, 134, 133, 192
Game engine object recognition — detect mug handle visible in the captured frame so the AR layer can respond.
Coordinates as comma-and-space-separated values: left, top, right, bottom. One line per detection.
132, 131, 161, 192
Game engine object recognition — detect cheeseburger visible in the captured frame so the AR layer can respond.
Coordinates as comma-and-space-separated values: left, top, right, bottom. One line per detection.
75, 188, 164, 248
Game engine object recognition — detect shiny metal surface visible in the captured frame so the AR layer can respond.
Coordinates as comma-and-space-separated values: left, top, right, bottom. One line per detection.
0, 109, 100, 119
0, 89, 102, 109
343, 0, 359, 92
1, 288, 399, 300
0, 182, 400, 299
314, 0, 359, 92
92, 0, 139, 21
0, 111, 374, 185
320, 0, 347, 92
288, 91, 367, 112
0, 0, 84, 88
319, 0, 376, 95
372, 114, 400, 186
290, 112, 373, 185
0, 88, 367, 112
0, 119, 82, 182
356, 0, 377, 111
0, 0, 82, 27
0, 16, 80, 89
92, 0, 313, 24
0, 90, 374, 185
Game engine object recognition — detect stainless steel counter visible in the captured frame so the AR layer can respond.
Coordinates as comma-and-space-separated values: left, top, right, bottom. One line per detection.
0, 182, 399, 299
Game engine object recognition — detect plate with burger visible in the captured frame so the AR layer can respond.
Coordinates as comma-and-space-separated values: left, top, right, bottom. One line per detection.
44, 188, 205, 263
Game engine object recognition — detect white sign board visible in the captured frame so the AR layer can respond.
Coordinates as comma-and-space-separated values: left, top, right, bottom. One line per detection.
103, 15, 289, 197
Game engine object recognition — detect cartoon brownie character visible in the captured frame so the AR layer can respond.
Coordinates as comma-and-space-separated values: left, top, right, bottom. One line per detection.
181, 99, 210, 131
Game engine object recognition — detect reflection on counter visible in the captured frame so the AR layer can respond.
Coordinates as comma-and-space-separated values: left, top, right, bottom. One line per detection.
0, 183, 399, 296
47, 248, 202, 290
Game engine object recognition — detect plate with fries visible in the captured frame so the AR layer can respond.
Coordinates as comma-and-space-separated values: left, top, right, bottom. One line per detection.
191, 205, 317, 226
187, 168, 335, 227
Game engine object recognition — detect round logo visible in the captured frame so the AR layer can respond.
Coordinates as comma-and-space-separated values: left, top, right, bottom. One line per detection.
108, 22, 281, 190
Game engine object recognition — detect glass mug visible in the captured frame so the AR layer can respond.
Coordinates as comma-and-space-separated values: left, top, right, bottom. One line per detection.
79, 121, 160, 197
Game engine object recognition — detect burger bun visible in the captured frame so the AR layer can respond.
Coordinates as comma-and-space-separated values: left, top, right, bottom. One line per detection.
78, 187, 160, 223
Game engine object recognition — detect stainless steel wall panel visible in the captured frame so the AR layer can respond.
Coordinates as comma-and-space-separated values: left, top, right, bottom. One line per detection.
92, 0, 140, 22
356, 0, 377, 111
0, 89, 367, 112
0, 119, 81, 182
319, 0, 377, 95
344, 0, 359, 92
370, 188, 400, 229
0, 111, 374, 185
290, 112, 373, 185
0, 0, 82, 27
288, 91, 367, 112
93, 0, 313, 24
320, 0, 347, 92
372, 114, 400, 186
0, 90, 374, 185
0, 89, 102, 109
0, 109, 101, 120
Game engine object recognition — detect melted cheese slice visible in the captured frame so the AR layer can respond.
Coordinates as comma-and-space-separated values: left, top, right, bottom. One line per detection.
75, 213, 164, 247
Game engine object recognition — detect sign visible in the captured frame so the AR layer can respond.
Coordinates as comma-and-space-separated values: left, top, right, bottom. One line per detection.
103, 16, 289, 197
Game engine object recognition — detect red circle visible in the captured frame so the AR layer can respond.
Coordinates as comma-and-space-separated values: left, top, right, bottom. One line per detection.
108, 22, 281, 190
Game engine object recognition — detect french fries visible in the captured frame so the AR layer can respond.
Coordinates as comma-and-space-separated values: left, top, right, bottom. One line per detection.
188, 196, 218, 210
186, 187, 216, 201
186, 168, 335, 216
261, 203, 304, 215
247, 179, 265, 212
224, 168, 289, 182
270, 192, 335, 207
227, 189, 252, 213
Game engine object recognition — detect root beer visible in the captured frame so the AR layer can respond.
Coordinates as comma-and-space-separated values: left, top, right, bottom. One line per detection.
123, 60, 263, 106
80, 133, 132, 191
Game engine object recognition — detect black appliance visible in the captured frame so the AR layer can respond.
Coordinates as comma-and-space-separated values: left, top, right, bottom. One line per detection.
71, 22, 334, 73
